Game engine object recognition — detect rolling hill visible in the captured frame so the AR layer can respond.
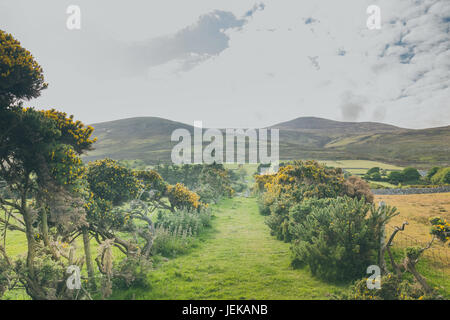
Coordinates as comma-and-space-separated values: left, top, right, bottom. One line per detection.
84, 116, 450, 167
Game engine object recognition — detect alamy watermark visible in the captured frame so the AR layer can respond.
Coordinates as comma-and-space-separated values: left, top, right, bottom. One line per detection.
66, 265, 82, 290
366, 265, 381, 289
367, 5, 381, 30
171, 121, 279, 167
66, 5, 81, 30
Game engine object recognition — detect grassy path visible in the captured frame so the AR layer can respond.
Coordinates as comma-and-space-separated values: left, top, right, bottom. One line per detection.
114, 197, 344, 299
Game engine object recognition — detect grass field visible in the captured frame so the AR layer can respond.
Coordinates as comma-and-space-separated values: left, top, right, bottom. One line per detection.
318, 160, 404, 175
375, 193, 450, 297
111, 197, 345, 300
3, 192, 449, 299
375, 193, 450, 246
2, 165, 449, 300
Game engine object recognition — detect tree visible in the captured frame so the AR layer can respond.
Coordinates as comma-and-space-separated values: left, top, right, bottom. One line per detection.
0, 30, 95, 299
375, 219, 449, 298
84, 160, 205, 260
0, 108, 95, 299
402, 167, 420, 183
430, 167, 450, 185
367, 167, 381, 175
86, 159, 140, 206
0, 30, 47, 109
388, 171, 404, 184
426, 167, 440, 180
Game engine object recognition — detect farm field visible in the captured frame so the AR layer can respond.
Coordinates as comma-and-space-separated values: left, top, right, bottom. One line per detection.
375, 193, 450, 295
375, 193, 450, 246
318, 160, 404, 175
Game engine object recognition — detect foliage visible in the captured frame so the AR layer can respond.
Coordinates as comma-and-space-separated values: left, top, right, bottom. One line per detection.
342, 176, 374, 203
134, 169, 166, 199
290, 197, 397, 281
402, 167, 421, 182
342, 274, 437, 300
429, 217, 450, 244
112, 257, 151, 290
0, 30, 47, 108
386, 167, 422, 184
367, 167, 381, 175
254, 160, 374, 242
151, 208, 212, 257
110, 197, 344, 300
155, 208, 212, 236
166, 183, 205, 211
0, 107, 94, 299
426, 166, 440, 180
155, 163, 241, 203
86, 159, 140, 206
387, 171, 405, 184
151, 226, 196, 257
430, 167, 450, 184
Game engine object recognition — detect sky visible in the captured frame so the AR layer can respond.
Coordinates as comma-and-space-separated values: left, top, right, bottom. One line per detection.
0, 0, 449, 129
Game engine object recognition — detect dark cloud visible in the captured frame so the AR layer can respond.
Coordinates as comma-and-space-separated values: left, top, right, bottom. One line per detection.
245, 3, 265, 17
129, 7, 264, 74
304, 17, 319, 25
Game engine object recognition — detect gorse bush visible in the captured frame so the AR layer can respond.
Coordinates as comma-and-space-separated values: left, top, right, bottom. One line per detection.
254, 161, 374, 242
155, 163, 242, 203
290, 197, 397, 282
342, 274, 435, 300
254, 161, 397, 283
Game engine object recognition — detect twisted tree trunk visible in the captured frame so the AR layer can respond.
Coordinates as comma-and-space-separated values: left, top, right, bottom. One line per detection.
82, 227, 96, 290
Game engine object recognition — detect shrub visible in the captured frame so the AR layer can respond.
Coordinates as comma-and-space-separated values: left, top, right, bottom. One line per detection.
112, 257, 151, 290
86, 158, 140, 206
387, 171, 404, 184
343, 176, 374, 203
255, 161, 374, 241
430, 167, 450, 184
402, 167, 421, 182
290, 196, 396, 282
155, 163, 241, 203
257, 197, 271, 216
151, 226, 196, 257
342, 274, 436, 300
426, 167, 440, 180
429, 217, 450, 244
366, 167, 381, 175
155, 209, 212, 236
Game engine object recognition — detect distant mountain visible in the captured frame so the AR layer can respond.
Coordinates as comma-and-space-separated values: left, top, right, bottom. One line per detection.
272, 117, 402, 134
85, 117, 193, 163
84, 116, 450, 167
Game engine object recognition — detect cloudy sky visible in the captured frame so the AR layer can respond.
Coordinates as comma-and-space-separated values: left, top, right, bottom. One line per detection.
0, 0, 449, 128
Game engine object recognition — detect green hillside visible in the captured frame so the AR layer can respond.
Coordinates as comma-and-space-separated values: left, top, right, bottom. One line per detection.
84, 116, 450, 167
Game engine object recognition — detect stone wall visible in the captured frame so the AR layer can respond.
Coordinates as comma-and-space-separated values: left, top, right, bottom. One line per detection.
371, 186, 450, 195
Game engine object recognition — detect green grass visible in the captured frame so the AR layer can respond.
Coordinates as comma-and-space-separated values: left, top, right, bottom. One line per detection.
318, 160, 404, 175
369, 181, 399, 189
111, 197, 345, 300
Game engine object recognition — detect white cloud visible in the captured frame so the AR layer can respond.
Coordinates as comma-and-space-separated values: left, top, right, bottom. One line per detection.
1, 0, 448, 129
